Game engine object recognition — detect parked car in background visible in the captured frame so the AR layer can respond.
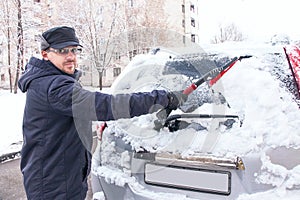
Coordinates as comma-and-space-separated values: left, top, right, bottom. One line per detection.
90, 43, 300, 200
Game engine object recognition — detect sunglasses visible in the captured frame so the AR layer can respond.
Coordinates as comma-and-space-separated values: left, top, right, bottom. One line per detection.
47, 47, 82, 55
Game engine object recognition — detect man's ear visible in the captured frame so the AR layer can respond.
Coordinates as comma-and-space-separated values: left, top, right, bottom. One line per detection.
41, 50, 49, 60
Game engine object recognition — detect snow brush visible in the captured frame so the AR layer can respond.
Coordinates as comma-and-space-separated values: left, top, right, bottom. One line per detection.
283, 46, 300, 100
153, 55, 252, 131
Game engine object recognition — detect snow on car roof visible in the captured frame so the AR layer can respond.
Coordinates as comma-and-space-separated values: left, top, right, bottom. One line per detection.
106, 43, 300, 157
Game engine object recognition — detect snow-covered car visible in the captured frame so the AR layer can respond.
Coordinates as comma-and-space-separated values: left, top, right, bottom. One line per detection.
270, 34, 290, 46
90, 43, 300, 200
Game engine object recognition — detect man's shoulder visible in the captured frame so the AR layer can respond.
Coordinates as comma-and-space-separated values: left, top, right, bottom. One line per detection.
48, 74, 76, 89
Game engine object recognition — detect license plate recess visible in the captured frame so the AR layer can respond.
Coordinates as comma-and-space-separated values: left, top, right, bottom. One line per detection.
144, 163, 231, 195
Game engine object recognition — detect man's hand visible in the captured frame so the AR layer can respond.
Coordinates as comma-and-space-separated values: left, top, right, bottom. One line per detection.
167, 91, 188, 110
153, 91, 188, 130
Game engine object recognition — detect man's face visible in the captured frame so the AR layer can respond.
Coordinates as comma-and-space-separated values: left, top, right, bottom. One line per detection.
42, 46, 81, 74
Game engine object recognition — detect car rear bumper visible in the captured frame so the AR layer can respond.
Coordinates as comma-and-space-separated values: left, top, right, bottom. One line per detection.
91, 151, 274, 200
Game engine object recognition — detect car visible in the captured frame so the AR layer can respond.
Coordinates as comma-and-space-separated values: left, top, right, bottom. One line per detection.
90, 43, 300, 200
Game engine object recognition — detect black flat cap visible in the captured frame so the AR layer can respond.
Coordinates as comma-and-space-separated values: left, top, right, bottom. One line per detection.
40, 26, 82, 50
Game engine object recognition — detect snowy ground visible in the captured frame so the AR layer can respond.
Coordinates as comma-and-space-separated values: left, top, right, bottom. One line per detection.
0, 90, 25, 156
1, 40, 300, 199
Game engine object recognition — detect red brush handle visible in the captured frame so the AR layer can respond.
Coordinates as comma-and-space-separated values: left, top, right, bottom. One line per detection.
183, 83, 197, 95
208, 59, 238, 86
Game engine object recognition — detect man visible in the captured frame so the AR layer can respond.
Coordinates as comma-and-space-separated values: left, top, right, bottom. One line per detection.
18, 26, 187, 200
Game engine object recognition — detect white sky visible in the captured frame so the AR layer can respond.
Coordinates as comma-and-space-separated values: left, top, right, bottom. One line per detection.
198, 0, 300, 43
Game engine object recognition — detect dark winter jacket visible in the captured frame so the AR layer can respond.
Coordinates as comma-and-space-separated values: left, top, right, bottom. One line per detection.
18, 57, 169, 200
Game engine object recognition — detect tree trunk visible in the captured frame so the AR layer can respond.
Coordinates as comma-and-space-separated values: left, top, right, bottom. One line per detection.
98, 71, 103, 91
7, 10, 12, 93
8, 67, 12, 93
13, 0, 23, 94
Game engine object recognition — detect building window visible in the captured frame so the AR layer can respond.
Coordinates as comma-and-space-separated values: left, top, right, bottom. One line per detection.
112, 2, 117, 11
182, 5, 185, 13
114, 52, 121, 61
100, 38, 105, 46
79, 65, 88, 76
129, 51, 133, 60
98, 7, 103, 15
128, 49, 138, 60
182, 19, 185, 28
191, 34, 196, 43
100, 53, 105, 61
142, 47, 150, 54
128, 0, 133, 7
133, 49, 137, 57
113, 67, 121, 77
34, 34, 40, 41
190, 4, 195, 12
191, 18, 195, 27
48, 7, 53, 17
128, 32, 137, 43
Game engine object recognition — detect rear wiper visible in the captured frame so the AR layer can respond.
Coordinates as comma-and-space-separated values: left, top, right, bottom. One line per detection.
165, 114, 240, 132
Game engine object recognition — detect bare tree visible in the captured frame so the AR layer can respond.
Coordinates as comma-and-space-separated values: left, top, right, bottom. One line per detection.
211, 23, 244, 44
75, 0, 127, 90
0, 0, 14, 92
51, 0, 128, 90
